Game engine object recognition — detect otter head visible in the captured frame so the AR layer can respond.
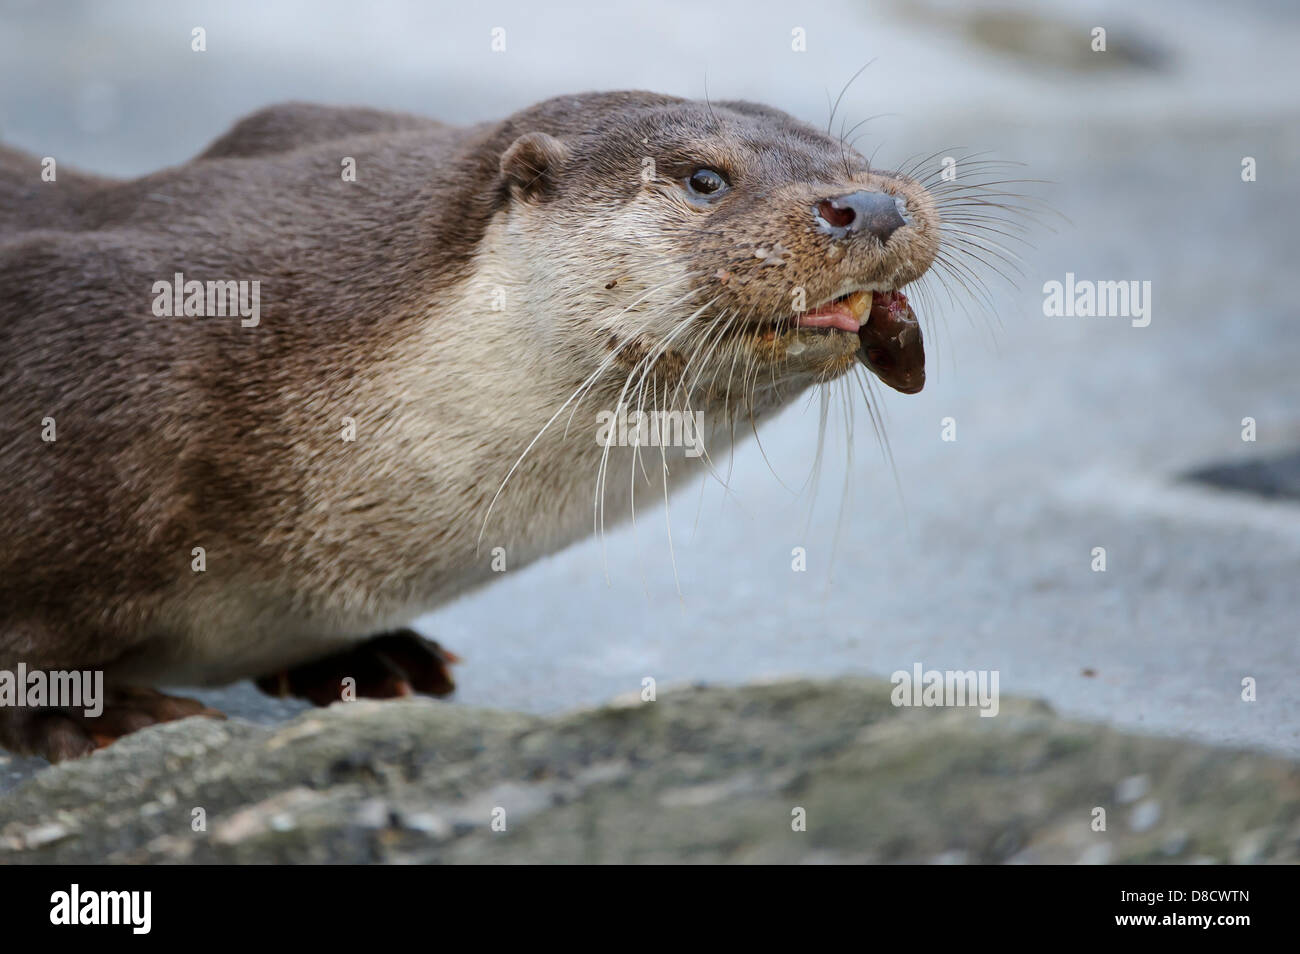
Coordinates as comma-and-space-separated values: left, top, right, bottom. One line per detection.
492, 92, 939, 419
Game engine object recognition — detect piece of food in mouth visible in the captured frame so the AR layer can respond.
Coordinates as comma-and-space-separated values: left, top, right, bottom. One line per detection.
858, 290, 924, 394
793, 289, 926, 394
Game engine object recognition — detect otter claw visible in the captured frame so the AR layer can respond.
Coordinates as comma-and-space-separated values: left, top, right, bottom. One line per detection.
254, 629, 458, 706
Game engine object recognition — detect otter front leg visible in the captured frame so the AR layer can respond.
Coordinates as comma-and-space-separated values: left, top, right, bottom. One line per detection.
0, 688, 225, 762
254, 630, 458, 707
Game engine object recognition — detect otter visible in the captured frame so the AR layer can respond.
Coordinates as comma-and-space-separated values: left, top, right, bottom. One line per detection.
0, 93, 939, 761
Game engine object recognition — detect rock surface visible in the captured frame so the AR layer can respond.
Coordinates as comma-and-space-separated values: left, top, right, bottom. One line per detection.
1, 679, 1296, 864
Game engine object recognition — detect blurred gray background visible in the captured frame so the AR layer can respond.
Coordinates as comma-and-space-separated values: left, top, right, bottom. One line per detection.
2, 0, 1297, 788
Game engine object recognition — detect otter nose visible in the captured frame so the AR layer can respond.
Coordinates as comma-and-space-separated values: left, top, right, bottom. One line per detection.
814, 190, 909, 244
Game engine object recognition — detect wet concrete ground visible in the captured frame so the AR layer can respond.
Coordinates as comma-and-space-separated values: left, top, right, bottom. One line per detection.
2, 0, 1297, 791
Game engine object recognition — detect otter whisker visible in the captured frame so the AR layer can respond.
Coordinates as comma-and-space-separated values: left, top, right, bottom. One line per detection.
935, 208, 1041, 233
825, 60, 877, 137
938, 240, 1025, 296
594, 293, 721, 579
738, 345, 799, 498
479, 276, 708, 554
932, 253, 1001, 317
654, 377, 684, 600
908, 152, 1026, 184
714, 301, 761, 496
677, 311, 756, 497
799, 384, 832, 542
561, 276, 710, 438
849, 362, 907, 519
839, 112, 894, 156
824, 373, 857, 582
666, 300, 732, 412
940, 232, 1027, 281
892, 145, 969, 182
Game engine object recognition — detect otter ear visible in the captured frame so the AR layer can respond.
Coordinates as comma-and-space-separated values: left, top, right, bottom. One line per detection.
500, 132, 569, 201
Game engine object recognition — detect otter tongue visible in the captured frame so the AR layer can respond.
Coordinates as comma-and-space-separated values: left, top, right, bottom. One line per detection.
857, 290, 926, 395
795, 290, 872, 332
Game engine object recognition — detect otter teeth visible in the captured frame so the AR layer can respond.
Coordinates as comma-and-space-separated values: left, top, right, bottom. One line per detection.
842, 290, 872, 321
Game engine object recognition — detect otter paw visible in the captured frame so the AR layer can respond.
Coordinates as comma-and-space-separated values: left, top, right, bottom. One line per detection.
0, 688, 225, 763
254, 629, 458, 706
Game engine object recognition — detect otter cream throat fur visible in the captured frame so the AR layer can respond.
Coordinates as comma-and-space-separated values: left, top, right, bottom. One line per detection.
0, 93, 941, 760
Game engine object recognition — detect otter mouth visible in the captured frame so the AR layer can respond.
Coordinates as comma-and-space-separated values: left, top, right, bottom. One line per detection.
794, 289, 876, 334
789, 289, 926, 394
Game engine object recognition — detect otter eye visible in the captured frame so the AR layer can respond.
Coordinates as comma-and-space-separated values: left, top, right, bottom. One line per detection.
686, 168, 728, 198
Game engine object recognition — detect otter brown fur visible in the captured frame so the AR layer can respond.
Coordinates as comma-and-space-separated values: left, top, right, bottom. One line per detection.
0, 93, 939, 760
